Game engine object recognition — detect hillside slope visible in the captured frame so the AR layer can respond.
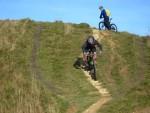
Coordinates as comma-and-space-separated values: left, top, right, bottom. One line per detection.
0, 19, 150, 113
0, 19, 100, 113
96, 31, 150, 113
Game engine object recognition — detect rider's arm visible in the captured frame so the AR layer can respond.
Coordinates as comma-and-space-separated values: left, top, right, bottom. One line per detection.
95, 40, 103, 52
100, 10, 104, 19
100, 12, 103, 19
81, 42, 86, 52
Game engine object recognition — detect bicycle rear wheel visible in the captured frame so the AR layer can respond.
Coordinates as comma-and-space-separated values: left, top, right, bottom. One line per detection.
110, 24, 117, 32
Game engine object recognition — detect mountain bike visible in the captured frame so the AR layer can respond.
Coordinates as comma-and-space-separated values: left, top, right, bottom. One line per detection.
86, 51, 97, 81
99, 18, 118, 32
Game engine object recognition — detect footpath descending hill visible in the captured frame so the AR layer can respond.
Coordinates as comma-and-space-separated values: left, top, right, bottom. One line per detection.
0, 19, 150, 113
81, 29, 112, 113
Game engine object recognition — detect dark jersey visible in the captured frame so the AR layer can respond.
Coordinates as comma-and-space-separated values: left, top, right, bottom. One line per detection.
100, 9, 109, 20
82, 39, 102, 52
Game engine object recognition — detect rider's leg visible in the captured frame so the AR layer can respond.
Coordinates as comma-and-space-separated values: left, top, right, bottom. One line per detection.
104, 21, 110, 30
108, 21, 111, 30
93, 52, 97, 64
83, 51, 88, 66
104, 18, 111, 30
92, 48, 97, 64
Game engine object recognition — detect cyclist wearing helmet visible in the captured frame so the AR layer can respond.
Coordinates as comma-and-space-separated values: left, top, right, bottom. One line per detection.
82, 35, 102, 66
99, 6, 111, 30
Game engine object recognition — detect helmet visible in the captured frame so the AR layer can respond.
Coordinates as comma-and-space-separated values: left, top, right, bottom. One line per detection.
87, 36, 95, 44
99, 6, 103, 10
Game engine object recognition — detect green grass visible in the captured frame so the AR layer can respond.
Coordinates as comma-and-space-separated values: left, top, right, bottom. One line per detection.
0, 19, 100, 113
0, 19, 150, 113
97, 32, 150, 113
37, 22, 100, 113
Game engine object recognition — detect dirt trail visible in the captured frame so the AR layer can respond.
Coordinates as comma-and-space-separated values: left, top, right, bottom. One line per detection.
30, 25, 60, 93
82, 29, 112, 113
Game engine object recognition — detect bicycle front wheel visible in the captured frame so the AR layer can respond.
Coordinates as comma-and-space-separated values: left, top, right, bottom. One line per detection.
99, 22, 105, 30
90, 65, 96, 81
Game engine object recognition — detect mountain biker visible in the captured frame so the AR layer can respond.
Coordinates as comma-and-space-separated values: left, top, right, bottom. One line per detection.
99, 6, 111, 30
82, 35, 102, 67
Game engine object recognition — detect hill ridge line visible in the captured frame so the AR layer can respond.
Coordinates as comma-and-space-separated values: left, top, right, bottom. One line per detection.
82, 29, 112, 113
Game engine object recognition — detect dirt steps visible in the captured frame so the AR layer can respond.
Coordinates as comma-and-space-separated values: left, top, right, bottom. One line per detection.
82, 29, 112, 113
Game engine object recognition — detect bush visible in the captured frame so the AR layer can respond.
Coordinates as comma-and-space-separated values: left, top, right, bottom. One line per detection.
78, 23, 90, 28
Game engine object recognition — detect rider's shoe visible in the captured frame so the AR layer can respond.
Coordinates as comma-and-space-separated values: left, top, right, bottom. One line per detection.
83, 62, 89, 70
93, 78, 97, 81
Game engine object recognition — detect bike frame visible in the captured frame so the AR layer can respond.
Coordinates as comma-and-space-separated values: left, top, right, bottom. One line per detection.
87, 51, 97, 80
100, 18, 112, 24
87, 52, 94, 67
99, 18, 117, 32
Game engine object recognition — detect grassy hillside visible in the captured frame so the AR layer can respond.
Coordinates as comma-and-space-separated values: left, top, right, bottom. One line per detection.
0, 19, 100, 113
0, 19, 149, 113
96, 32, 150, 113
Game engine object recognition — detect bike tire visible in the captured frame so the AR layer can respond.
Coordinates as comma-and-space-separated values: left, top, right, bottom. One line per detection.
110, 24, 118, 32
99, 22, 105, 30
90, 65, 97, 81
